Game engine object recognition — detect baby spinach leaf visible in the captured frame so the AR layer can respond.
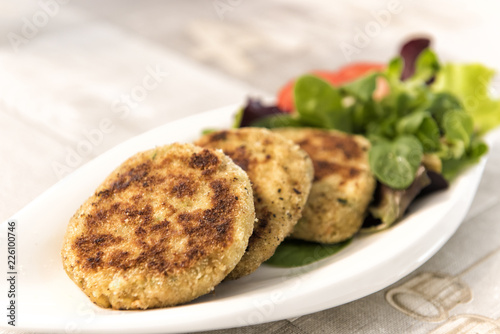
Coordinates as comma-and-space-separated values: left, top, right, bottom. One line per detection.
342, 72, 378, 101
427, 92, 463, 126
366, 115, 399, 141
416, 117, 441, 152
396, 110, 429, 134
265, 238, 352, 268
396, 111, 440, 152
384, 88, 430, 120
351, 100, 385, 134
294, 75, 352, 132
369, 135, 423, 189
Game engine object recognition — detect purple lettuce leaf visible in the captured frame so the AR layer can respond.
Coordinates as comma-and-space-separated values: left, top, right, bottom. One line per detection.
239, 98, 286, 127
400, 37, 431, 81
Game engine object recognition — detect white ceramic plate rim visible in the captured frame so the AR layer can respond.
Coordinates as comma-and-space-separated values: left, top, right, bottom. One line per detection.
0, 105, 496, 334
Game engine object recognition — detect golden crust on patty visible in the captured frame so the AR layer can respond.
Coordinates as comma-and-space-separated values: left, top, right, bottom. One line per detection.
273, 128, 376, 243
61, 143, 254, 309
196, 128, 313, 279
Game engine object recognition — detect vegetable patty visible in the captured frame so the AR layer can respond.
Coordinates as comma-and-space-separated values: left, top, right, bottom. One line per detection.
196, 128, 313, 279
61, 143, 255, 309
274, 128, 376, 243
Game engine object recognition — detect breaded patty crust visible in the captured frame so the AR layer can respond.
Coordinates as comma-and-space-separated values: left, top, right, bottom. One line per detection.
61, 143, 254, 309
274, 128, 376, 243
196, 128, 313, 279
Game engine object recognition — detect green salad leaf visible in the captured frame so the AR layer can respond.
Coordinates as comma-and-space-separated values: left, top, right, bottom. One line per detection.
426, 92, 463, 126
441, 136, 488, 180
294, 75, 352, 132
396, 111, 440, 152
232, 107, 244, 128
369, 135, 423, 189
411, 48, 440, 84
443, 110, 474, 150
386, 57, 404, 83
265, 238, 351, 268
433, 63, 500, 134
342, 72, 378, 101
365, 165, 431, 232
241, 44, 499, 193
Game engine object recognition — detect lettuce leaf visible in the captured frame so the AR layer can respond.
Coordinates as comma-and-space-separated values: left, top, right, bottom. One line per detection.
294, 75, 352, 132
433, 63, 500, 134
237, 98, 286, 128
400, 38, 431, 80
265, 238, 351, 268
369, 135, 423, 189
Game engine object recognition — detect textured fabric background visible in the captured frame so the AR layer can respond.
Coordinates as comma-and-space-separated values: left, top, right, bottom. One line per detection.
1, 1, 500, 333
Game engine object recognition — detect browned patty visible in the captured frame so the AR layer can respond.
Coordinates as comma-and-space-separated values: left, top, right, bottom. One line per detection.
61, 143, 255, 309
196, 128, 313, 279
274, 128, 376, 243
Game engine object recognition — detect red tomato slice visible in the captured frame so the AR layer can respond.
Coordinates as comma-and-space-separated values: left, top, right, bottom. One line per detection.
277, 63, 385, 112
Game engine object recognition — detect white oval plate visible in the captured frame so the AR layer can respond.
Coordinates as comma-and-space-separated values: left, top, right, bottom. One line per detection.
0, 105, 495, 334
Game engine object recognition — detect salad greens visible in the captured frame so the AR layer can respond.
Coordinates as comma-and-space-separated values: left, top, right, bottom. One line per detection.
368, 135, 423, 189
433, 63, 500, 134
294, 75, 352, 132
237, 42, 500, 187
363, 166, 431, 232
232, 38, 500, 268
265, 238, 351, 268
